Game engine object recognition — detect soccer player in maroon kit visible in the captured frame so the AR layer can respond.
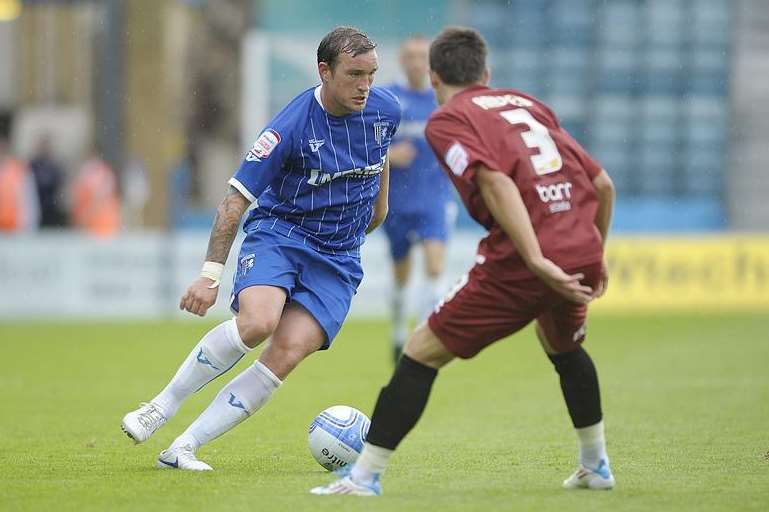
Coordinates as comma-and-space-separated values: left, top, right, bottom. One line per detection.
312, 27, 616, 496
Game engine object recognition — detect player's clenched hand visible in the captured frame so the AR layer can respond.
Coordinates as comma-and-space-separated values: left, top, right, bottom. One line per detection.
593, 258, 609, 299
529, 257, 593, 304
179, 277, 219, 317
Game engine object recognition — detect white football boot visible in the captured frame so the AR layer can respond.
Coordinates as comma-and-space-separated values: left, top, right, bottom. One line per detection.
310, 476, 381, 496
121, 402, 167, 444
156, 444, 213, 471
310, 471, 381, 496
563, 459, 615, 490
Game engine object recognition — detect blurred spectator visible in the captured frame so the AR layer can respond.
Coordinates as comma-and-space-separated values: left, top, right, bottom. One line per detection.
71, 147, 121, 237
29, 134, 68, 228
0, 137, 40, 233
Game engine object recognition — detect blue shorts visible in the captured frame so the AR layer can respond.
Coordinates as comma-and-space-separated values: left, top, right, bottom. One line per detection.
383, 203, 454, 261
229, 229, 364, 349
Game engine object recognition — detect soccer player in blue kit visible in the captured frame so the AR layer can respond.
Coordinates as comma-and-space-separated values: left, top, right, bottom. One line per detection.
384, 36, 453, 362
121, 26, 401, 471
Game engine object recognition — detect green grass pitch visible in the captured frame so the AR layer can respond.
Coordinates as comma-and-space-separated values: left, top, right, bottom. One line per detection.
1, 312, 767, 511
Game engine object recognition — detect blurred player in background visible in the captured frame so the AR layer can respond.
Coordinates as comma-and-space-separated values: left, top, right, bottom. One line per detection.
384, 35, 454, 362
121, 26, 401, 471
313, 26, 616, 496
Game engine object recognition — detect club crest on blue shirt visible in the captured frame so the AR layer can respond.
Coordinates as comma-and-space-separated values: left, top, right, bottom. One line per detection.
246, 129, 281, 162
239, 253, 255, 276
309, 138, 325, 152
373, 121, 392, 146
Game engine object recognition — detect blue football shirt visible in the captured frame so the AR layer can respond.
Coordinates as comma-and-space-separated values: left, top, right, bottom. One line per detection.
230, 85, 401, 257
385, 83, 450, 215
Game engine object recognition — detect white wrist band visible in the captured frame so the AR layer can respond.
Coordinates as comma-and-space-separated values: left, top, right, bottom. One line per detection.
201, 261, 225, 289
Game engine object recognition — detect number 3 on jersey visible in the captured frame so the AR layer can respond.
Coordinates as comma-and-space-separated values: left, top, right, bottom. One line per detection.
500, 109, 562, 176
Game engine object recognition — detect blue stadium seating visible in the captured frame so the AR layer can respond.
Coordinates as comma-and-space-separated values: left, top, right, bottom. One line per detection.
467, 0, 733, 231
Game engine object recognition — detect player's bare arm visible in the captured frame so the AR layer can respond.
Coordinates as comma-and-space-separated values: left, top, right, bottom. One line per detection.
592, 170, 614, 246
475, 166, 593, 304
366, 154, 390, 233
179, 186, 250, 316
205, 186, 250, 263
591, 169, 615, 298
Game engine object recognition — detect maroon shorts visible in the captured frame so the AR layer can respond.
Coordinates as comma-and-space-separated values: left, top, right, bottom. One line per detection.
427, 261, 602, 358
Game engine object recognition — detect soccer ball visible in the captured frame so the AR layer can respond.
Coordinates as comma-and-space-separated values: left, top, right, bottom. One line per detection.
308, 405, 370, 471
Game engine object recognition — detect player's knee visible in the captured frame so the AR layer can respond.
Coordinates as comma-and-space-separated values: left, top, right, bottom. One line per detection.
423, 242, 445, 277
424, 255, 444, 279
393, 258, 411, 286
426, 265, 443, 280
262, 334, 320, 373
236, 314, 280, 348
535, 323, 557, 354
403, 324, 454, 369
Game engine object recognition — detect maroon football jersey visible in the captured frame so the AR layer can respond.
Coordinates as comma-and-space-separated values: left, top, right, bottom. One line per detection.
425, 84, 604, 279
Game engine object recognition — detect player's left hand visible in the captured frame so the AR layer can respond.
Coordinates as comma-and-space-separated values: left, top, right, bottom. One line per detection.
529, 257, 594, 304
179, 277, 219, 317
593, 258, 609, 299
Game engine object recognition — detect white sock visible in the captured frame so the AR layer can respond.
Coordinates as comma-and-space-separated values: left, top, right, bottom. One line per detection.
351, 443, 394, 485
152, 318, 251, 418
171, 360, 281, 450
419, 276, 442, 321
391, 285, 408, 349
576, 420, 608, 469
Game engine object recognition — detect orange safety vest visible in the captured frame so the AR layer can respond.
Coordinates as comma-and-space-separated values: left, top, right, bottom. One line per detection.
0, 157, 31, 232
72, 158, 121, 237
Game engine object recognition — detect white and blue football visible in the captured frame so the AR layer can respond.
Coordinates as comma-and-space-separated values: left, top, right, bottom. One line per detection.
308, 405, 370, 471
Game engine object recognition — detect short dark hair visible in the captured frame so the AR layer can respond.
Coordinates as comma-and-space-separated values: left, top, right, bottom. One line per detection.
429, 27, 487, 86
317, 26, 377, 70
